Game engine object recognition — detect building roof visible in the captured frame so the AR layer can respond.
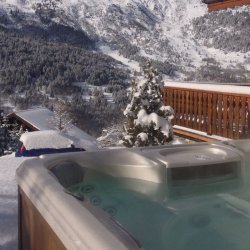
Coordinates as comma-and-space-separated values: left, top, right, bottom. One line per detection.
9, 107, 98, 151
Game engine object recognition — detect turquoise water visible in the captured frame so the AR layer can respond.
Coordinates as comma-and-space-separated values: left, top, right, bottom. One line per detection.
68, 168, 250, 250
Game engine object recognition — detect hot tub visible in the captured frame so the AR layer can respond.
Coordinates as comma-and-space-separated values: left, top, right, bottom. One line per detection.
16, 140, 250, 250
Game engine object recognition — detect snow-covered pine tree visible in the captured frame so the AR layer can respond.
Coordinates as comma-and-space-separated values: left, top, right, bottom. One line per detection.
123, 62, 174, 147
52, 99, 72, 131
0, 126, 6, 156
0, 116, 19, 154
8, 120, 23, 152
0, 115, 11, 155
0, 112, 5, 156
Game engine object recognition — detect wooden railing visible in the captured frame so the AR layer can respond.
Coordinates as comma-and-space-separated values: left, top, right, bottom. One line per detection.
207, 0, 250, 11
163, 87, 250, 140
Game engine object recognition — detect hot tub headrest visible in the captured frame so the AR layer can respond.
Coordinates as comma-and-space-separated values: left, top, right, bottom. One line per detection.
50, 162, 84, 188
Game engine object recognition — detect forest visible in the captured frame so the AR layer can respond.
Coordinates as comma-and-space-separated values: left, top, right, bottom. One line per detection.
0, 28, 129, 136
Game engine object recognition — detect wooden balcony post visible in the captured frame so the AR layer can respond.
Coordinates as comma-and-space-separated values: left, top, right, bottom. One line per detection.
207, 93, 213, 135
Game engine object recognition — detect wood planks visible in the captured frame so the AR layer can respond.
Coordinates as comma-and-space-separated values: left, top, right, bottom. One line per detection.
163, 86, 250, 140
19, 188, 66, 250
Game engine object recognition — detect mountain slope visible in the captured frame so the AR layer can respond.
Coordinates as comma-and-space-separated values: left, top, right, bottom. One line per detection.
0, 0, 249, 82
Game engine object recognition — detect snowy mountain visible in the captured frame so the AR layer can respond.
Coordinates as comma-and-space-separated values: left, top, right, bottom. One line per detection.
0, 0, 249, 81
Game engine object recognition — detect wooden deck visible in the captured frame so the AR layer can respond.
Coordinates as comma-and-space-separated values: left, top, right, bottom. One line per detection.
164, 86, 250, 141
206, 0, 250, 11
173, 127, 220, 142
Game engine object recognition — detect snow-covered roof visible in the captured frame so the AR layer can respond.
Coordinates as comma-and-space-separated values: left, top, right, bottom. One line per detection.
20, 130, 74, 150
12, 108, 54, 130
165, 81, 250, 95
11, 108, 97, 150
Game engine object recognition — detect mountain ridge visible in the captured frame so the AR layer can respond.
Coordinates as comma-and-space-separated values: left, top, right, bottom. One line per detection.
0, 0, 249, 82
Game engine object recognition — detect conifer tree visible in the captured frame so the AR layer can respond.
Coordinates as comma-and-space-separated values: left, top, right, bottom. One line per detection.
0, 115, 11, 155
0, 112, 6, 155
0, 126, 6, 156
8, 121, 22, 152
123, 62, 174, 147
0, 116, 24, 155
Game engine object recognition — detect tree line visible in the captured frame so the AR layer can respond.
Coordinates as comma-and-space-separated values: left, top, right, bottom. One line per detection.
0, 27, 129, 101
0, 28, 130, 136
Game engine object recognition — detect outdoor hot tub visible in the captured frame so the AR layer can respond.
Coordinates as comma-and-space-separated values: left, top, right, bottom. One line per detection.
16, 140, 250, 250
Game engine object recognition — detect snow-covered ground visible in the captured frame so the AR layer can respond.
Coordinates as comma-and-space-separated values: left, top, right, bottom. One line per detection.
73, 82, 115, 103
0, 155, 26, 250
99, 45, 140, 72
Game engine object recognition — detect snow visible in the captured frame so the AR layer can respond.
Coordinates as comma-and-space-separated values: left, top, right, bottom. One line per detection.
0, 155, 26, 250
135, 109, 171, 137
99, 45, 140, 72
0, 0, 35, 13
97, 126, 123, 147
13, 108, 55, 131
1, 0, 248, 76
170, 138, 188, 145
20, 130, 73, 150
204, 46, 249, 69
103, 92, 115, 104
165, 81, 250, 94
174, 125, 230, 141
73, 82, 115, 103
137, 132, 148, 142
123, 103, 133, 117
66, 126, 98, 150
12, 108, 98, 150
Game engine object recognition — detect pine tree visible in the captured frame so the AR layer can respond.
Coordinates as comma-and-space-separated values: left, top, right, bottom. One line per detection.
0, 112, 5, 156
0, 115, 11, 154
0, 116, 24, 155
8, 121, 22, 152
0, 126, 6, 156
123, 62, 174, 147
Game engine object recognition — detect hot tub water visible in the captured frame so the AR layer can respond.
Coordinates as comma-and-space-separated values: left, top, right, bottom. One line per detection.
67, 167, 250, 250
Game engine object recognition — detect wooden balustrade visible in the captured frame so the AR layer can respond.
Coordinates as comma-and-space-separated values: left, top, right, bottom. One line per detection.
163, 86, 250, 140
206, 0, 250, 11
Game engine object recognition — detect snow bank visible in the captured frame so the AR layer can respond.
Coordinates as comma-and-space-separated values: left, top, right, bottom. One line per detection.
99, 45, 140, 72
174, 125, 230, 141
97, 127, 123, 147
20, 130, 73, 150
0, 155, 26, 250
